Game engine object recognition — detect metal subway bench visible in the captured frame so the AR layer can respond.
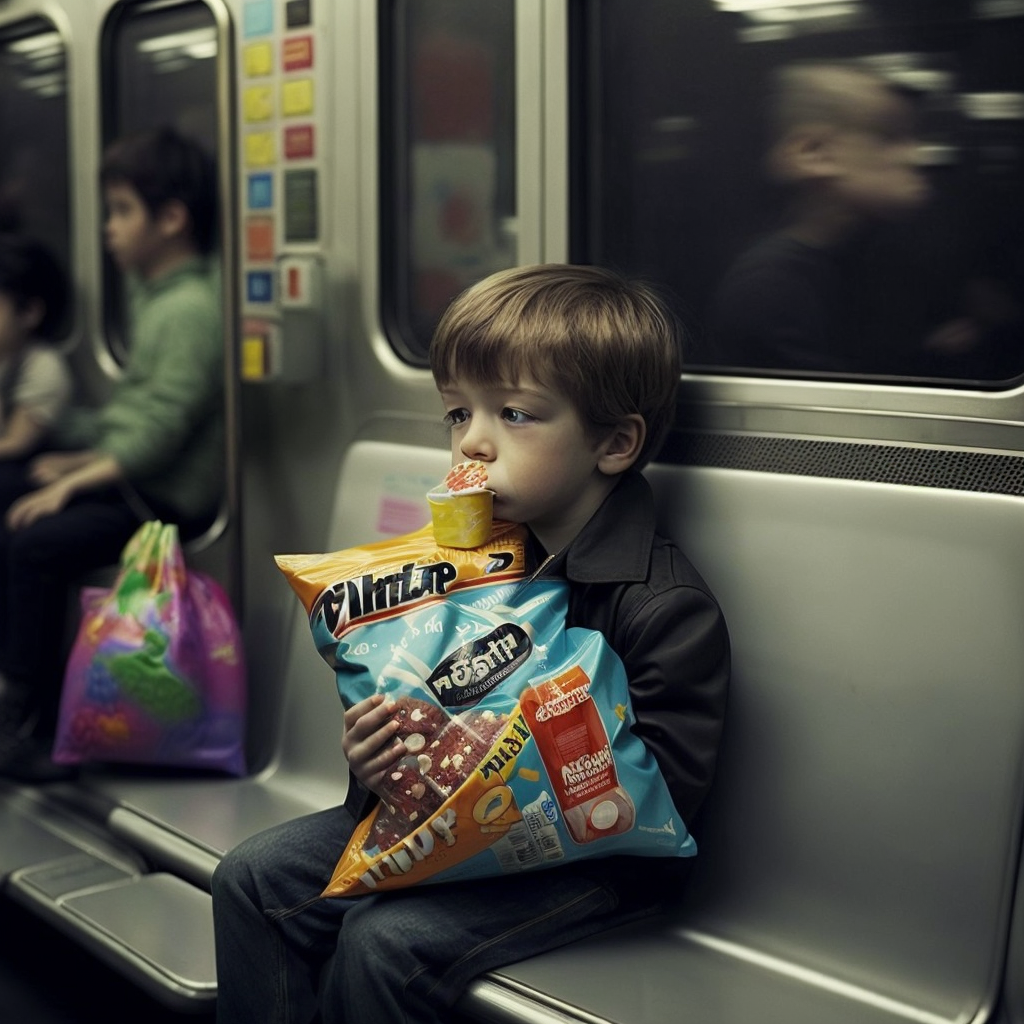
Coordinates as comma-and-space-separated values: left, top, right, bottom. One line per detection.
1, 439, 1022, 1023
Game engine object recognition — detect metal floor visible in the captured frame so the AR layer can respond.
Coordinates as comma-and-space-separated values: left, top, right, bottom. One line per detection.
0, 897, 214, 1024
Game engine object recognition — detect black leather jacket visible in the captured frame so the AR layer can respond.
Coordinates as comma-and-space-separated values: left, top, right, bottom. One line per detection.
535, 470, 731, 828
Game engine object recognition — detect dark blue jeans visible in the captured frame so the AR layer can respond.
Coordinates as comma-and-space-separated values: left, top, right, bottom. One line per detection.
211, 802, 659, 1024
0, 462, 209, 727
0, 482, 139, 716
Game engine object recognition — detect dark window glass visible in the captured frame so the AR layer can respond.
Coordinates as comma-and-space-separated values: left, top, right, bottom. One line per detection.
103, 0, 220, 360
576, 0, 1024, 386
107, 1, 218, 147
0, 17, 72, 337
382, 0, 517, 365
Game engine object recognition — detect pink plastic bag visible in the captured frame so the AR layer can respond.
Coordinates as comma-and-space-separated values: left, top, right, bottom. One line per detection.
52, 521, 247, 775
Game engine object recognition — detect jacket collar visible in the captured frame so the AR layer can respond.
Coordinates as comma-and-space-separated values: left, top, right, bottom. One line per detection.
535, 471, 655, 585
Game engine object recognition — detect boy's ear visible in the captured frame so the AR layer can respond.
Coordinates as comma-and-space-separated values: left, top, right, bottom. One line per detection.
156, 198, 191, 241
768, 124, 840, 183
596, 414, 646, 477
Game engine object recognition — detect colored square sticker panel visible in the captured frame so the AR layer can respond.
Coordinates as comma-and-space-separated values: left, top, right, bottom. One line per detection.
248, 173, 273, 210
246, 270, 274, 304
243, 0, 273, 37
283, 35, 314, 72
242, 334, 271, 380
286, 0, 312, 30
284, 124, 315, 160
244, 131, 275, 168
246, 216, 275, 260
281, 78, 314, 116
243, 85, 274, 123
243, 41, 273, 77
284, 169, 318, 242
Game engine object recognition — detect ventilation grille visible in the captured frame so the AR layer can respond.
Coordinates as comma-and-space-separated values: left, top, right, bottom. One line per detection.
661, 432, 1024, 497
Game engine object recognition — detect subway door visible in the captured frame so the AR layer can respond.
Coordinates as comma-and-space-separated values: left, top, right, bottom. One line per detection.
94, 0, 241, 601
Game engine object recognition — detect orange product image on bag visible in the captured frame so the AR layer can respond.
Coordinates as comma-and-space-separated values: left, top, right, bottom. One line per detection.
521, 665, 635, 845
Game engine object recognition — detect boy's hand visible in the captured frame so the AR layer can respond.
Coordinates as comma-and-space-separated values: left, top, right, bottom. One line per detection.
30, 451, 96, 485
5, 481, 73, 530
342, 694, 407, 799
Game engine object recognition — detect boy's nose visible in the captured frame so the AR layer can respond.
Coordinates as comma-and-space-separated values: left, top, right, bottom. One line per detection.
459, 422, 495, 462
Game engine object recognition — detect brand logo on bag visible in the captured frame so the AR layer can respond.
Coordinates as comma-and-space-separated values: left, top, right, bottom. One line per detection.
424, 623, 532, 706
312, 560, 459, 635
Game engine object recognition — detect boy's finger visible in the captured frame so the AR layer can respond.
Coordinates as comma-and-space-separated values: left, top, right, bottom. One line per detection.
343, 693, 393, 732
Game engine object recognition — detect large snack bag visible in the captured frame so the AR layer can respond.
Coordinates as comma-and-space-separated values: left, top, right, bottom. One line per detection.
276, 465, 694, 897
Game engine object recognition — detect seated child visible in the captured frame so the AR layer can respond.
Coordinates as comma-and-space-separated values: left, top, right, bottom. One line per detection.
211, 263, 731, 1024
0, 127, 223, 779
0, 235, 72, 464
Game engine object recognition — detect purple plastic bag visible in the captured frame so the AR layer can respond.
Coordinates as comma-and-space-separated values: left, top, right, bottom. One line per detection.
52, 521, 247, 775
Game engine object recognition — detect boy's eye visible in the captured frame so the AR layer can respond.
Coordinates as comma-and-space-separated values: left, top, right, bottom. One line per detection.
443, 408, 469, 427
502, 408, 533, 425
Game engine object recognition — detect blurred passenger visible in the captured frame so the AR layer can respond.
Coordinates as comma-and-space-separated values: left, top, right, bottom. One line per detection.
0, 235, 72, 463
0, 126, 223, 780
709, 62, 929, 372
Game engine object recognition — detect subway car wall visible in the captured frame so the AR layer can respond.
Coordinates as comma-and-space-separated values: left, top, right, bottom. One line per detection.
0, 1, 1022, 1023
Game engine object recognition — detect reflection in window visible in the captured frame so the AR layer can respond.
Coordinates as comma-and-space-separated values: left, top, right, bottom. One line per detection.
108, 3, 218, 149
103, 0, 219, 360
0, 18, 71, 337
382, 0, 517, 365
577, 0, 1024, 385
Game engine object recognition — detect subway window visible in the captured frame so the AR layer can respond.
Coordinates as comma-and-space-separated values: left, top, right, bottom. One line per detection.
381, 0, 517, 365
102, 0, 221, 361
0, 17, 72, 338
575, 0, 1024, 386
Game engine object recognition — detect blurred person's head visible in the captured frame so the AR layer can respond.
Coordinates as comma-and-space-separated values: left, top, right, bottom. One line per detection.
100, 127, 217, 277
767, 62, 929, 225
0, 235, 68, 355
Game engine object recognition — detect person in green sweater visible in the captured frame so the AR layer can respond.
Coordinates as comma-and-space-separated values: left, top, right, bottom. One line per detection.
0, 127, 223, 777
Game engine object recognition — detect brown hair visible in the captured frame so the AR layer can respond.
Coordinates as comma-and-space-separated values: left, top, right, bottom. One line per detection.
429, 264, 682, 468
768, 61, 917, 145
101, 126, 217, 254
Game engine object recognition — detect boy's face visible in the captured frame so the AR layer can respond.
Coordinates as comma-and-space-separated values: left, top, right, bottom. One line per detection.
103, 182, 166, 277
439, 373, 617, 553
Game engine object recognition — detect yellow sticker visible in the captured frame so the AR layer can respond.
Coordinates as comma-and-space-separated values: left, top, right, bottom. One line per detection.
243, 41, 273, 78
243, 85, 274, 123
281, 78, 314, 116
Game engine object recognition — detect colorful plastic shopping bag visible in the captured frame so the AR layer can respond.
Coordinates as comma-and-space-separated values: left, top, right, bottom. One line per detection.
277, 519, 694, 898
52, 520, 247, 775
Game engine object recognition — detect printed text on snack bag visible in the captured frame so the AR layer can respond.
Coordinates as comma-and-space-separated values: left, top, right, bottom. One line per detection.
312, 560, 458, 635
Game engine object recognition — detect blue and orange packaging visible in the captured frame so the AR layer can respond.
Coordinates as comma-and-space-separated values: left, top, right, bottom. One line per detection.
276, 519, 694, 898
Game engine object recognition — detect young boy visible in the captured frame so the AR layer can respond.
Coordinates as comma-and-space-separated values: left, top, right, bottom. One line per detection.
0, 235, 72, 463
0, 127, 223, 778
211, 264, 730, 1024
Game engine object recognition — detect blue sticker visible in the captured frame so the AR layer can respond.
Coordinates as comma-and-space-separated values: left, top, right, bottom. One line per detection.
248, 172, 273, 210
243, 0, 273, 37
246, 270, 274, 304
